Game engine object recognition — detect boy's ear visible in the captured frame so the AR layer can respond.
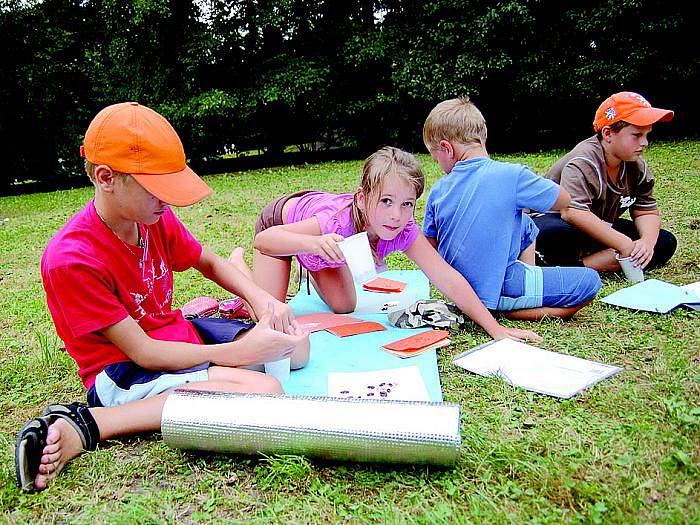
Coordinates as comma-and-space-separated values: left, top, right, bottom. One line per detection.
93, 165, 118, 191
439, 140, 456, 158
600, 126, 614, 142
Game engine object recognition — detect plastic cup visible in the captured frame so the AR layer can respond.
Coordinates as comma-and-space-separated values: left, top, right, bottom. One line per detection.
337, 232, 377, 284
264, 357, 291, 382
616, 254, 644, 283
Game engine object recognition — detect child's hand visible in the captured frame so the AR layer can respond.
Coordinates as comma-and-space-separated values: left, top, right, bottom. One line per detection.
492, 326, 542, 343
264, 300, 297, 335
224, 307, 309, 366
630, 238, 655, 268
309, 233, 345, 263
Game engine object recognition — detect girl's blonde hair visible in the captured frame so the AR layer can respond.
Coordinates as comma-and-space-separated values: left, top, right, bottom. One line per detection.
350, 146, 424, 236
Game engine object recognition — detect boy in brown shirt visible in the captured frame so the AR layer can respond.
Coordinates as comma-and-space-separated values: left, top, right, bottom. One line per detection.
532, 92, 676, 272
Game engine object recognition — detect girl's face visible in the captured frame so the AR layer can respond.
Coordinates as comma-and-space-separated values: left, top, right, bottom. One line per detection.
357, 175, 417, 241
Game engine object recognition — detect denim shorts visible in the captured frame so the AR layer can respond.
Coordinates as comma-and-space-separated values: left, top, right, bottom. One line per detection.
496, 261, 601, 311
520, 214, 539, 253
87, 318, 253, 407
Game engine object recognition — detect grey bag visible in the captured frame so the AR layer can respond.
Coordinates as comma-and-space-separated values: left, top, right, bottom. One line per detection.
388, 299, 466, 330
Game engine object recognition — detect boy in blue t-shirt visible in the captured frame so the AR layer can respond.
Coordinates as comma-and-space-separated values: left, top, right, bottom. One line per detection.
422, 96, 601, 320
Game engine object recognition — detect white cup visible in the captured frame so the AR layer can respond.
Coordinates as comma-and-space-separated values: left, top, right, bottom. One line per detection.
337, 232, 377, 284
616, 254, 644, 283
264, 357, 291, 382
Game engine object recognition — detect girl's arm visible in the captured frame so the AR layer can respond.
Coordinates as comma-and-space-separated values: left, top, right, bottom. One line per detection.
254, 217, 345, 263
405, 234, 542, 342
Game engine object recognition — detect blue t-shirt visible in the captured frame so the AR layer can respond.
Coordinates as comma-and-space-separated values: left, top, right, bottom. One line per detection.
422, 158, 559, 309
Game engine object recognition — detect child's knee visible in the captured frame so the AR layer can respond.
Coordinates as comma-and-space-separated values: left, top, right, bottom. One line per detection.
258, 374, 284, 394
578, 268, 602, 302
653, 229, 677, 267
327, 298, 356, 314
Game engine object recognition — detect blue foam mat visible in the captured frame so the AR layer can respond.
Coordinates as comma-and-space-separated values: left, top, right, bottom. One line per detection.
284, 270, 444, 402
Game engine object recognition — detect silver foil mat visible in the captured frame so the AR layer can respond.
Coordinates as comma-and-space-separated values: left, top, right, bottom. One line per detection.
161, 389, 461, 466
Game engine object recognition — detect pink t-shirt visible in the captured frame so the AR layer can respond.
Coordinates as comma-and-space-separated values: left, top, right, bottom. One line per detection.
286, 191, 420, 271
41, 201, 204, 389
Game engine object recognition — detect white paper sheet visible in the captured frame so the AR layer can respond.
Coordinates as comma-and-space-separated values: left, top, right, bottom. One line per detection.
601, 279, 700, 313
682, 281, 700, 311
352, 285, 417, 315
327, 366, 430, 401
452, 339, 622, 399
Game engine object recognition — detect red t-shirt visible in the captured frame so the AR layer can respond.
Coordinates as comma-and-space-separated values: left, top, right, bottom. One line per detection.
41, 201, 204, 389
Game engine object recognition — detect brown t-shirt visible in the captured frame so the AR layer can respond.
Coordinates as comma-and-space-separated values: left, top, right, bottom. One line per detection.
545, 136, 657, 224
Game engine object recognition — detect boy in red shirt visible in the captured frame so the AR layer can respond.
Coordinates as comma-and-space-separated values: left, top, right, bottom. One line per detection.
15, 102, 309, 493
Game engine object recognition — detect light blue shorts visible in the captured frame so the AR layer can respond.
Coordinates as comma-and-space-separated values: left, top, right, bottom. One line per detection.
521, 214, 539, 253
496, 261, 601, 311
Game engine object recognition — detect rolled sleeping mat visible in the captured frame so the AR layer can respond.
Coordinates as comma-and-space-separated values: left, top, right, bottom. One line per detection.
161, 389, 461, 467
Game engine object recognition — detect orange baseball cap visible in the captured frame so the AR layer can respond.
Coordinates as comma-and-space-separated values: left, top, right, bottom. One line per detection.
593, 92, 674, 133
81, 102, 212, 206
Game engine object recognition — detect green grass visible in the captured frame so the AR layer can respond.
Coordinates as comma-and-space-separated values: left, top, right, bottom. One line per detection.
0, 142, 698, 524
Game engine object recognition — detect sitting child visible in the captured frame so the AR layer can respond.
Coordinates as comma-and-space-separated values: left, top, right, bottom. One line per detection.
532, 91, 677, 271
16, 102, 309, 493
421, 96, 601, 320
253, 146, 540, 341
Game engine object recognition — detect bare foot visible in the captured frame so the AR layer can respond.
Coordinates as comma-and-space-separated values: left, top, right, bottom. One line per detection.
228, 247, 247, 272
228, 247, 257, 321
33, 418, 84, 491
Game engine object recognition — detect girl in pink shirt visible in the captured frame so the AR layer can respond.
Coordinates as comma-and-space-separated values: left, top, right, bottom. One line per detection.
253, 147, 540, 342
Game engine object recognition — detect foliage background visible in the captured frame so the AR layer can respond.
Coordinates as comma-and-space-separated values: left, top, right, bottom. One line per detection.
0, 0, 696, 190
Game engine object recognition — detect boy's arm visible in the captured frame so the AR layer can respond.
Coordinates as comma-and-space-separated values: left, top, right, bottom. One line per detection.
194, 247, 295, 332
549, 186, 571, 211
629, 208, 661, 268
405, 234, 541, 342
254, 217, 345, 263
101, 310, 305, 371
425, 236, 438, 250
560, 207, 635, 257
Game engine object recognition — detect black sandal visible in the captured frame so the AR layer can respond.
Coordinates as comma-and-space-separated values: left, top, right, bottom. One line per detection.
40, 402, 100, 452
15, 402, 100, 493
15, 416, 52, 493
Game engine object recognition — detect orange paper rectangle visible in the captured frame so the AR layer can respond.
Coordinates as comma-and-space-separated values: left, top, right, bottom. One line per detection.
295, 313, 364, 333
326, 321, 387, 337
383, 338, 452, 358
382, 330, 449, 352
362, 277, 407, 293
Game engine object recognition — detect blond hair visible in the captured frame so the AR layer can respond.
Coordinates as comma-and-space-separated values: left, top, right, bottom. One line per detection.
350, 146, 424, 239
422, 96, 487, 151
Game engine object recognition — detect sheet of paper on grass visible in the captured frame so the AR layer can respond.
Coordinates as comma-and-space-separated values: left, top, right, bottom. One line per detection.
452, 338, 622, 399
682, 281, 700, 311
600, 278, 700, 313
327, 366, 430, 401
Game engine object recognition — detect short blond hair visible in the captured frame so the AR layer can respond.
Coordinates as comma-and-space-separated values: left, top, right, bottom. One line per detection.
422, 96, 487, 151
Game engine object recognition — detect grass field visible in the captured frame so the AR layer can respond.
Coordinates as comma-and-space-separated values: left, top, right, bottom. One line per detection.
0, 142, 698, 524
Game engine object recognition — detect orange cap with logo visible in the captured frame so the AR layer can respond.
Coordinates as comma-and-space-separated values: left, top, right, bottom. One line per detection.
593, 92, 674, 133
81, 102, 212, 206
